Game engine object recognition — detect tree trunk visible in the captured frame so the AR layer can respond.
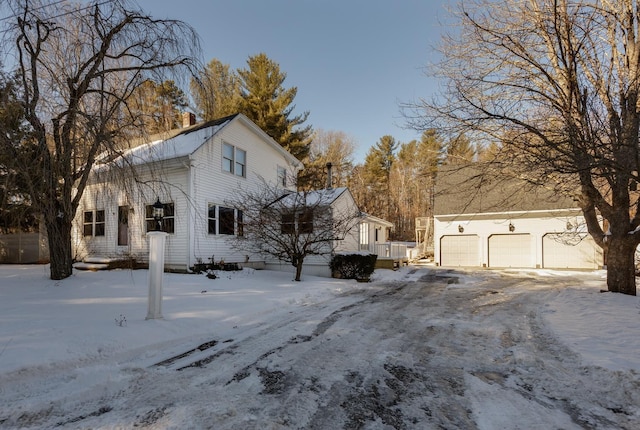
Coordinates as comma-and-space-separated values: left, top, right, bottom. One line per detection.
45, 215, 74, 280
294, 258, 304, 281
605, 237, 637, 295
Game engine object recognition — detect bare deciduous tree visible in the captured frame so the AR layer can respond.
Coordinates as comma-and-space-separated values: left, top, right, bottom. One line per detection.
299, 129, 355, 190
228, 180, 360, 281
1, 0, 199, 279
406, 0, 640, 295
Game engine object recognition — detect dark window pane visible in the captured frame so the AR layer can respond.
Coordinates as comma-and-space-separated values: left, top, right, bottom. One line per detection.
163, 218, 175, 234
208, 204, 216, 219
237, 210, 243, 237
281, 213, 295, 234
208, 219, 217, 235
299, 210, 314, 234
219, 207, 234, 235
95, 223, 105, 236
95, 210, 105, 222
146, 220, 156, 232
163, 203, 174, 217
84, 211, 93, 223
83, 224, 93, 236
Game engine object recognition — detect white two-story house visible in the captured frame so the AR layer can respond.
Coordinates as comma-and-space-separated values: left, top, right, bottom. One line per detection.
73, 113, 302, 271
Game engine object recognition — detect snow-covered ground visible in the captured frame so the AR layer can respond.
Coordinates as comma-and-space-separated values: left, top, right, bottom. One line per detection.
0, 264, 639, 429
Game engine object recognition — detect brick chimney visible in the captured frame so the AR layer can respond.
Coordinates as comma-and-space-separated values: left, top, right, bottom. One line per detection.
326, 162, 333, 190
182, 112, 196, 128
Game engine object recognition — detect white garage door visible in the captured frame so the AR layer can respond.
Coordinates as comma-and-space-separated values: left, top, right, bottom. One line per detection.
488, 234, 532, 268
543, 233, 601, 269
440, 235, 480, 266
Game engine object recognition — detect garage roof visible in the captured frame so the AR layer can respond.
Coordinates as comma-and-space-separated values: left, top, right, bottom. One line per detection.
434, 164, 578, 216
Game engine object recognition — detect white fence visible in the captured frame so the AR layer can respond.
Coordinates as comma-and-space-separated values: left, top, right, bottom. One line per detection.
373, 243, 407, 260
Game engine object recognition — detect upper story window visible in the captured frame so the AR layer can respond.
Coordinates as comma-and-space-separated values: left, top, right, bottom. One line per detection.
145, 202, 175, 233
222, 142, 246, 177
277, 166, 287, 187
83, 210, 105, 237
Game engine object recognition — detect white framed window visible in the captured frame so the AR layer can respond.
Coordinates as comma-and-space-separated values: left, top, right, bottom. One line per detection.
83, 210, 105, 237
277, 166, 287, 187
360, 223, 369, 250
222, 142, 246, 177
280, 209, 314, 235
145, 202, 175, 233
208, 204, 243, 236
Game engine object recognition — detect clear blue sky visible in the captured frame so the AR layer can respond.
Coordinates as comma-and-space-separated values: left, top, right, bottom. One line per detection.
137, 0, 454, 163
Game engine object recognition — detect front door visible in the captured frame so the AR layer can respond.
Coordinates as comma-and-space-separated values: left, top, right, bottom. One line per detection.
118, 206, 129, 246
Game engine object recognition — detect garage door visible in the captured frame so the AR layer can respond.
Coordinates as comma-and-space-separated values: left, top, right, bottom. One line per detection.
440, 235, 480, 266
488, 234, 532, 267
543, 233, 601, 269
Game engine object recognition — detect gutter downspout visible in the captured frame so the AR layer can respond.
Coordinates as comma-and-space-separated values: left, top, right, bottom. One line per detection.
186, 154, 195, 272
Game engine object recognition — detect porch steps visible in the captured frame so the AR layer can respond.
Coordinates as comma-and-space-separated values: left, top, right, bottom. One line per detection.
74, 257, 138, 271
74, 261, 109, 271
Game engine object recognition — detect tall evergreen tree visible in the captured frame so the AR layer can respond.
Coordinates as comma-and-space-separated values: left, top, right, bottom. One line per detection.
386, 130, 443, 241
0, 70, 39, 233
390, 140, 419, 239
445, 133, 475, 164
418, 129, 444, 181
237, 53, 312, 160
191, 59, 241, 121
360, 135, 398, 222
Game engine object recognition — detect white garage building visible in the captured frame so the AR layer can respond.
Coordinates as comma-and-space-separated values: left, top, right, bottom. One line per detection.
433, 168, 603, 269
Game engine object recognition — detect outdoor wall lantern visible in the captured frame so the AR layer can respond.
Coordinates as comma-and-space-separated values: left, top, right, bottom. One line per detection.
458, 224, 464, 233
152, 198, 164, 231
508, 222, 515, 232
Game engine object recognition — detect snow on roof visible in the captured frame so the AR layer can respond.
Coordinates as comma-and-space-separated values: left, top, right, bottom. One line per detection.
360, 212, 394, 227
275, 187, 349, 208
115, 117, 233, 166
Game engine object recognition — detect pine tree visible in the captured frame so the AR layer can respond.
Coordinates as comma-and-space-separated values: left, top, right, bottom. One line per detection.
445, 133, 475, 164
0, 70, 39, 233
360, 135, 398, 222
191, 59, 241, 121
386, 130, 443, 241
237, 53, 312, 160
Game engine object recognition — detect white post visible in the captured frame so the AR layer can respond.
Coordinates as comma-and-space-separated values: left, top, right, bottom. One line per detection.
146, 231, 168, 320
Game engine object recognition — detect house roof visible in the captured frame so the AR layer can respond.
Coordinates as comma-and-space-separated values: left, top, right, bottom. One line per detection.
360, 213, 394, 228
273, 187, 351, 208
434, 164, 578, 216
100, 113, 301, 169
